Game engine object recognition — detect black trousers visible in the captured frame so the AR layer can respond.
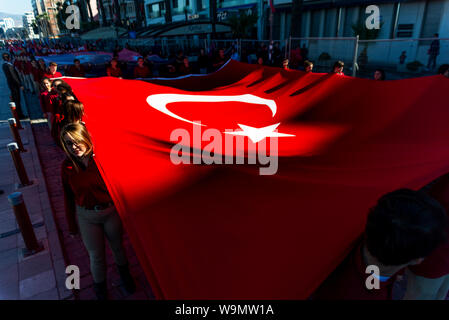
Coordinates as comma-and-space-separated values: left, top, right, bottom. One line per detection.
10, 85, 25, 117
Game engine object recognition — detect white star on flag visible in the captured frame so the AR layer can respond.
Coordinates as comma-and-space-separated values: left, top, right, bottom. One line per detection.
224, 123, 295, 143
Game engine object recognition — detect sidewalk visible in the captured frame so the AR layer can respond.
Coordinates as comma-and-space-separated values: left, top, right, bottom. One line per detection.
0, 82, 72, 299
0, 71, 153, 299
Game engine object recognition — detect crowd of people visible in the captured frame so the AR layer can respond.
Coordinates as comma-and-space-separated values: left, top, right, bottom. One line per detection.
3, 38, 449, 82
2, 37, 449, 301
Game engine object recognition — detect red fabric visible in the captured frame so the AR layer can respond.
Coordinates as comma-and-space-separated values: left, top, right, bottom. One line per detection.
408, 174, 449, 278
64, 60, 449, 299
67, 65, 86, 77
312, 240, 398, 299
269, 0, 276, 13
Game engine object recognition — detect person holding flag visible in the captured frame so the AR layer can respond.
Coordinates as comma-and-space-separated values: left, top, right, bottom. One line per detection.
60, 123, 136, 300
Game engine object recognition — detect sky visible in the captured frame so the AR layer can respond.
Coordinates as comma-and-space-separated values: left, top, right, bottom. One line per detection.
0, 0, 33, 14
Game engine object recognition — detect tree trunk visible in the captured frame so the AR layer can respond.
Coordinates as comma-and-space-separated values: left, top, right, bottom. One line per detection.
210, 0, 216, 37
164, 0, 172, 23
86, 0, 94, 22
114, 0, 122, 25
98, 0, 107, 25
134, 0, 142, 28
290, 0, 303, 38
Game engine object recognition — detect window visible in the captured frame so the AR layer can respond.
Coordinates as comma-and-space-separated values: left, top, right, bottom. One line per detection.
172, 0, 178, 9
310, 10, 321, 37
196, 0, 203, 11
343, 7, 358, 37
147, 2, 165, 19
420, 0, 444, 38
127, 3, 135, 17
323, 8, 337, 37
397, 24, 413, 38
186, 0, 190, 7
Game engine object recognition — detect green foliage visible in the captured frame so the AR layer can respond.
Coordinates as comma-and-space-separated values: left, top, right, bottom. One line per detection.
318, 52, 331, 60
227, 10, 258, 39
406, 60, 424, 71
56, 1, 71, 33
352, 20, 383, 41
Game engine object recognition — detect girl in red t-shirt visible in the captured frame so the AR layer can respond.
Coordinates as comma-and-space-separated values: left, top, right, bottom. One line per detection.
60, 123, 135, 300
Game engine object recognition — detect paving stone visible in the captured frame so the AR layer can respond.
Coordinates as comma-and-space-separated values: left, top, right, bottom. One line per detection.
19, 270, 56, 299
19, 251, 53, 280
0, 234, 18, 253
0, 247, 18, 271
0, 281, 19, 299
0, 218, 17, 234
78, 288, 96, 300
27, 287, 59, 300
0, 263, 18, 287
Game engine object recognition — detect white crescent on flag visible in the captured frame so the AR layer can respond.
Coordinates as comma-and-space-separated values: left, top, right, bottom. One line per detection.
146, 93, 295, 143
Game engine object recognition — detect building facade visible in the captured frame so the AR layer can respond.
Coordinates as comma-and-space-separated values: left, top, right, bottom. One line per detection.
1, 18, 15, 30
267, 0, 449, 67
23, 12, 39, 39
100, 0, 141, 26
270, 0, 449, 40
31, 0, 60, 37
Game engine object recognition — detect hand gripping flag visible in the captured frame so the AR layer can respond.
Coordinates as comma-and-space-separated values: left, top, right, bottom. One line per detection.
64, 60, 449, 299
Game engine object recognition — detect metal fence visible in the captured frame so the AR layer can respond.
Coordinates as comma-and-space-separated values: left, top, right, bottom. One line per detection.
356, 38, 449, 78
43, 36, 449, 79
290, 37, 359, 75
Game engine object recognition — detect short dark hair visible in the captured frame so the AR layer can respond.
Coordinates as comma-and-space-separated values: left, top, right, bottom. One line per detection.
73, 59, 80, 63
333, 61, 344, 69
437, 64, 449, 75
2, 53, 10, 60
365, 189, 447, 266
49, 62, 58, 66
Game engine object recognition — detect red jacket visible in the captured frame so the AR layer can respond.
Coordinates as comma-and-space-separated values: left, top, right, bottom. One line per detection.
39, 89, 59, 113
62, 156, 113, 233
133, 65, 150, 78
44, 71, 63, 79
107, 66, 122, 78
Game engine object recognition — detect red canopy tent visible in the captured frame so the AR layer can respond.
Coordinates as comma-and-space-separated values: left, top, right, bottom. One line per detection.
64, 61, 449, 299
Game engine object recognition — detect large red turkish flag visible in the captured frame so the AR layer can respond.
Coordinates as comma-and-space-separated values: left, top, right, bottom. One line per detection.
64, 60, 449, 299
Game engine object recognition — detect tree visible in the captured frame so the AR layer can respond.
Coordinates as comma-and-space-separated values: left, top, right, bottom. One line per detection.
164, 0, 172, 23
85, 0, 94, 22
35, 13, 51, 38
228, 11, 258, 39
352, 20, 383, 69
134, 0, 143, 27
114, 0, 122, 25
290, 0, 303, 38
210, 0, 217, 37
98, 0, 107, 25
56, 1, 70, 34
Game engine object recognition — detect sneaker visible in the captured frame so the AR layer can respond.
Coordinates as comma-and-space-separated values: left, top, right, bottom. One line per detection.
117, 264, 136, 294
92, 281, 108, 300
